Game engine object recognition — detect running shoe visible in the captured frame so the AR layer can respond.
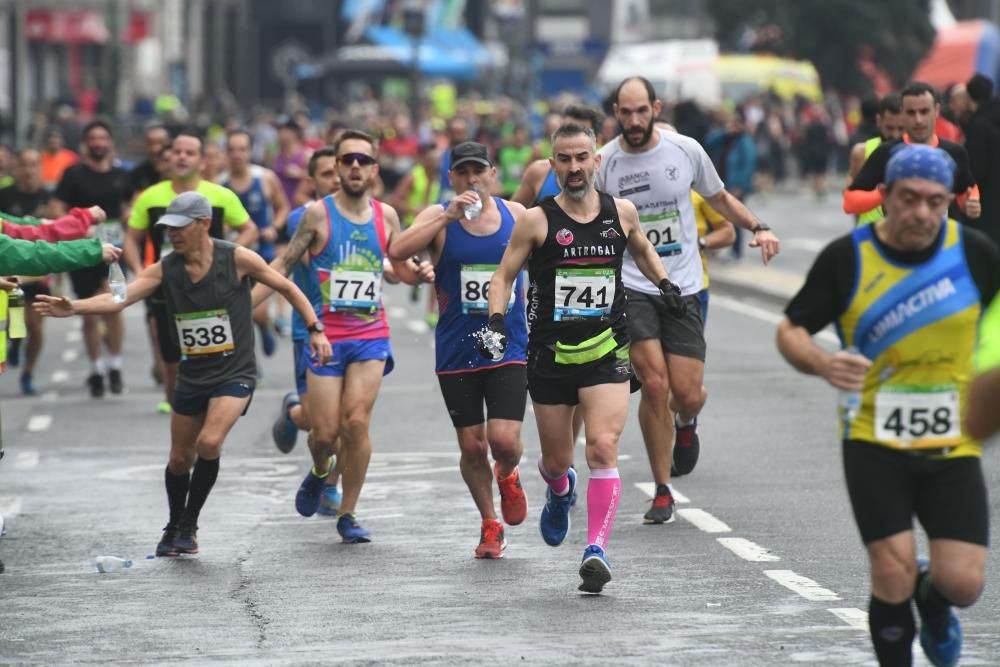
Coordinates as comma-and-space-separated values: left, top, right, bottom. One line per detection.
259, 324, 277, 357
156, 401, 172, 414
336, 513, 371, 543
578, 544, 612, 594
108, 369, 123, 395
644, 487, 676, 524
19, 371, 37, 396
87, 372, 105, 398
474, 518, 506, 559
496, 463, 527, 526
540, 466, 576, 547
317, 484, 342, 516
271, 391, 300, 454
672, 418, 700, 477
295, 467, 327, 517
173, 520, 199, 555
917, 558, 963, 667
155, 524, 178, 557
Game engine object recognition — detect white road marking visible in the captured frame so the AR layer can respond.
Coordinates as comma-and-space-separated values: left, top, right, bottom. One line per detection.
677, 508, 731, 533
828, 607, 868, 630
717, 537, 780, 562
13, 451, 39, 469
50, 370, 69, 383
405, 320, 430, 334
634, 482, 690, 504
765, 570, 841, 601
713, 294, 839, 345
66, 329, 82, 343
388, 306, 407, 319
0, 496, 23, 516
61, 349, 78, 362
41, 391, 59, 403
27, 415, 52, 432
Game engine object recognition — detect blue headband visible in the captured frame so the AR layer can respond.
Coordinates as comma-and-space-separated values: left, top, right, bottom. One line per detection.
885, 144, 956, 190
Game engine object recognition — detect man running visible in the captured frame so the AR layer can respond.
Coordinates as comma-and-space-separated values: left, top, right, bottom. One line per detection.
262, 130, 430, 543
486, 122, 686, 592
222, 129, 291, 356
389, 141, 529, 559
52, 120, 131, 398
36, 191, 330, 558
596, 76, 780, 524
966, 293, 1000, 441
124, 132, 258, 413
846, 94, 905, 226
777, 145, 1000, 667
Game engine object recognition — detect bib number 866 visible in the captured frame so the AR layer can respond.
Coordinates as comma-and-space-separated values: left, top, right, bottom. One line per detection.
881, 407, 953, 438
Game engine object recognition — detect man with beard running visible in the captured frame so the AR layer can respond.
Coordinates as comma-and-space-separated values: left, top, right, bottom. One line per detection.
596, 77, 780, 524
486, 122, 686, 592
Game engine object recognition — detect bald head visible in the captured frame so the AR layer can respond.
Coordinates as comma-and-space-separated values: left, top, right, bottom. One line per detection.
613, 77, 663, 149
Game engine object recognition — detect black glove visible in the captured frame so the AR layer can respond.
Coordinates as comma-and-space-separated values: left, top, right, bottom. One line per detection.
478, 313, 508, 360
658, 278, 688, 318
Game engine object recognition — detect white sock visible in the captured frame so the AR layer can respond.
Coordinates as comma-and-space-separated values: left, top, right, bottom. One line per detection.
108, 355, 123, 371
93, 358, 106, 374
675, 414, 696, 427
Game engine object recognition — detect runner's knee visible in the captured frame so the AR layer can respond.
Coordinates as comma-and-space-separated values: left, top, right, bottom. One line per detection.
585, 433, 619, 468
869, 554, 917, 602
936, 562, 985, 607
639, 374, 669, 406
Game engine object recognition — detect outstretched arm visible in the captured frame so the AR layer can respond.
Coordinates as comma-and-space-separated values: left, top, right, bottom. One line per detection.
34, 262, 162, 317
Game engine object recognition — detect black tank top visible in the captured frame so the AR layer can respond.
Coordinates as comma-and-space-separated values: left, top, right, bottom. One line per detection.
527, 192, 629, 347
161, 240, 257, 392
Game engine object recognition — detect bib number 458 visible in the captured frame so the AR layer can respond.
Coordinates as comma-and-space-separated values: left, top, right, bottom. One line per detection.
880, 406, 953, 439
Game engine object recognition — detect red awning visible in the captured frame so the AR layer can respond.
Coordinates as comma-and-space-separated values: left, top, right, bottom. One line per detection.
25, 9, 150, 45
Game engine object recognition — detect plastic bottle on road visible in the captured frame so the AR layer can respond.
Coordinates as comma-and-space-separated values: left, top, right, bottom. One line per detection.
838, 346, 863, 421
95, 556, 132, 573
8, 283, 26, 339
108, 262, 127, 304
463, 187, 483, 221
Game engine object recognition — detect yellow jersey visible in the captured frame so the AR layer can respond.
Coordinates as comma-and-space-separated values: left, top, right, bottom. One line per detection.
691, 191, 726, 290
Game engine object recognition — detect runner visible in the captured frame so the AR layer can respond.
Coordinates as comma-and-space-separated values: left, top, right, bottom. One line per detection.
52, 119, 131, 398
690, 191, 735, 323
272, 120, 312, 335
389, 141, 529, 559
35, 191, 330, 558
127, 124, 171, 196
261, 130, 431, 543
777, 144, 1000, 666
846, 94, 904, 226
222, 129, 291, 357
966, 293, 1000, 440
485, 121, 686, 592
596, 76, 779, 524
124, 132, 258, 413
497, 126, 536, 198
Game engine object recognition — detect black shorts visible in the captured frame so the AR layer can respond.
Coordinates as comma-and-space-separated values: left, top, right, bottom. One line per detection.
437, 363, 527, 428
148, 299, 181, 364
20, 283, 50, 302
173, 381, 255, 417
69, 264, 107, 299
843, 440, 989, 546
527, 344, 631, 406
625, 289, 706, 361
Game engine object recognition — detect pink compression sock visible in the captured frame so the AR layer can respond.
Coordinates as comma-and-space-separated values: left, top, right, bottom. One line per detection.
538, 456, 570, 496
587, 468, 621, 549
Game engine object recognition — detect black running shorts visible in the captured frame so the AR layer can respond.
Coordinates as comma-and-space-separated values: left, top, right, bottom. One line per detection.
69, 264, 107, 299
527, 344, 631, 406
437, 363, 527, 428
625, 288, 706, 362
173, 381, 254, 417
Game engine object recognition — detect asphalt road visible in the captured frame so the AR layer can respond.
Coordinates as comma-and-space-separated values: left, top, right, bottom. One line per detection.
1, 191, 998, 665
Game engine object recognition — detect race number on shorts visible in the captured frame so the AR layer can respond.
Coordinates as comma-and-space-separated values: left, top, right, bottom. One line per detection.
554, 268, 615, 321
175, 309, 235, 356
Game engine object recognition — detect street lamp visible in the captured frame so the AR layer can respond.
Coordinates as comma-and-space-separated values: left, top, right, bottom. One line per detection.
402, 0, 425, 128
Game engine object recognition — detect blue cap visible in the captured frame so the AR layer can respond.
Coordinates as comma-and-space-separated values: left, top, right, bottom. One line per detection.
885, 144, 956, 190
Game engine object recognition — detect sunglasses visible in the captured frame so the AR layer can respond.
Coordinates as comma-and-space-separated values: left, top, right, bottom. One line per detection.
338, 153, 377, 167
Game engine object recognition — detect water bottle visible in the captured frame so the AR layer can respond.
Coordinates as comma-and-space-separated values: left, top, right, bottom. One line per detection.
108, 262, 127, 304
8, 283, 26, 339
463, 187, 483, 221
838, 346, 863, 421
95, 556, 133, 573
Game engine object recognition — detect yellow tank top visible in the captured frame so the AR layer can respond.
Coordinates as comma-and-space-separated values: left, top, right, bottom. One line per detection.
857, 137, 884, 226
837, 219, 982, 457
405, 164, 441, 227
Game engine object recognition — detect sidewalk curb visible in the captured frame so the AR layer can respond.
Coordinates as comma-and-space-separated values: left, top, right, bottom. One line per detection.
709, 263, 803, 308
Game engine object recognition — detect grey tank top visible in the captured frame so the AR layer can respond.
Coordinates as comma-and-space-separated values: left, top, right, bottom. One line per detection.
162, 240, 257, 392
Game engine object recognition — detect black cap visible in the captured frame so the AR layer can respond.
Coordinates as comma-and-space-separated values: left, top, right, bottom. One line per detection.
450, 141, 491, 170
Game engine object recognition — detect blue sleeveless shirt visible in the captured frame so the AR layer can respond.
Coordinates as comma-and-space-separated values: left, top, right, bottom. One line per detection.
225, 165, 275, 261
536, 168, 561, 203
434, 197, 527, 373
287, 202, 322, 342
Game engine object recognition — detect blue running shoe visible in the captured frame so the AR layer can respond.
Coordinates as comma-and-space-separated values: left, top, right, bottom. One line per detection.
337, 513, 371, 543
317, 484, 342, 516
259, 324, 277, 357
578, 544, 612, 594
917, 558, 963, 667
295, 468, 327, 517
540, 466, 576, 547
272, 391, 300, 454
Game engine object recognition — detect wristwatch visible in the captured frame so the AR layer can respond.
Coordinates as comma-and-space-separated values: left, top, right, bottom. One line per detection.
307, 321, 325, 334
751, 223, 771, 234
698, 237, 707, 250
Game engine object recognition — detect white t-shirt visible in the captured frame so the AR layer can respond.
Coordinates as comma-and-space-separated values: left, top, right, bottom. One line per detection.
596, 129, 724, 296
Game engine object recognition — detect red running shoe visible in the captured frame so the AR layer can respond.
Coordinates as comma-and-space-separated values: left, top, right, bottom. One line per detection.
474, 518, 506, 559
495, 463, 527, 526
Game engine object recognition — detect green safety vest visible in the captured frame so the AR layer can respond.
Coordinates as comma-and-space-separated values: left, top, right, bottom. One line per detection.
405, 164, 441, 227
857, 136, 884, 226
499, 145, 534, 195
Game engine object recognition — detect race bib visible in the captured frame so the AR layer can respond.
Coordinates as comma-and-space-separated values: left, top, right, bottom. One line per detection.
175, 309, 235, 356
874, 384, 960, 446
554, 268, 615, 321
641, 212, 682, 256
96, 220, 125, 246
460, 264, 515, 315
330, 268, 382, 312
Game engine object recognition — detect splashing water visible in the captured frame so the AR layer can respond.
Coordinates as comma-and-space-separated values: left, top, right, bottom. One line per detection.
473, 327, 505, 361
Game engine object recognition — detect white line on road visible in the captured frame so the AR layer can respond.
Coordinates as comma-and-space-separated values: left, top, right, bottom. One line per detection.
0, 496, 23, 516
783, 238, 828, 253
27, 415, 52, 432
61, 349, 78, 362
50, 370, 69, 383
634, 482, 690, 504
717, 537, 780, 562
405, 320, 430, 334
677, 508, 731, 533
828, 607, 868, 630
388, 306, 407, 319
66, 329, 82, 343
13, 451, 39, 469
713, 295, 839, 346
765, 570, 841, 601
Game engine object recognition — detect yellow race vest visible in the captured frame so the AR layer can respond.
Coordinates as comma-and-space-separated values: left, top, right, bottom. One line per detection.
405, 164, 441, 227
857, 137, 884, 226
837, 219, 982, 457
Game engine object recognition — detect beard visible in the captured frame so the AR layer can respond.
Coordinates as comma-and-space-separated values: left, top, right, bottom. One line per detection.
340, 176, 368, 198
86, 146, 109, 161
620, 118, 655, 148
557, 169, 595, 200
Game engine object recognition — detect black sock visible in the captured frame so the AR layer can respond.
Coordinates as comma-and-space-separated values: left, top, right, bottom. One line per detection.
656, 483, 670, 496
915, 570, 954, 627
182, 457, 220, 526
164, 467, 190, 527
868, 595, 914, 667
